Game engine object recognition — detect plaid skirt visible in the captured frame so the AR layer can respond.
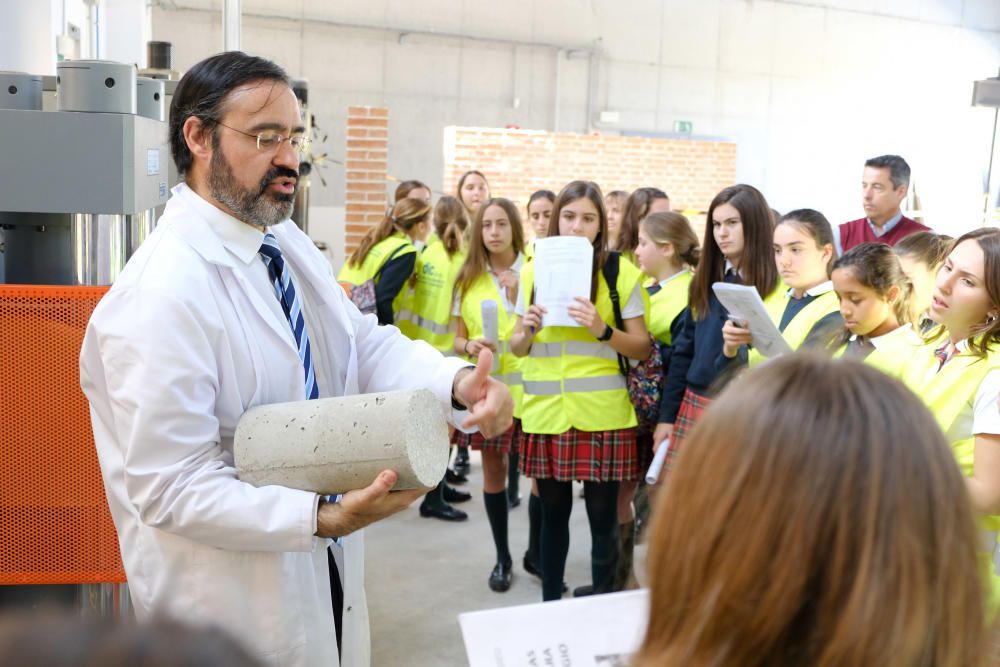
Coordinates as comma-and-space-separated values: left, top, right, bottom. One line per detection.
451, 418, 521, 455
520, 427, 640, 482
664, 388, 712, 472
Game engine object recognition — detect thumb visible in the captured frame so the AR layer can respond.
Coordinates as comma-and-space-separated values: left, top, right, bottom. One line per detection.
365, 470, 397, 498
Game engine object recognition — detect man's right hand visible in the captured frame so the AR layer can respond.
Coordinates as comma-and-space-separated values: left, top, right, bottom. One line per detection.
315, 470, 428, 539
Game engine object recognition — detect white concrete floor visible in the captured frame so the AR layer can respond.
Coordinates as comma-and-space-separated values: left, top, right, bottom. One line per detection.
363, 451, 595, 666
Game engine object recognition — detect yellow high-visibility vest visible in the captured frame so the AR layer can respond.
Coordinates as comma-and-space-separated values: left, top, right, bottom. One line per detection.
396, 240, 466, 352
747, 287, 839, 367
646, 270, 691, 344
337, 232, 417, 319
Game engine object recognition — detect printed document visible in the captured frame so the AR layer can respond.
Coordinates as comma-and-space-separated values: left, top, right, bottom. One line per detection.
712, 282, 792, 358
533, 236, 593, 328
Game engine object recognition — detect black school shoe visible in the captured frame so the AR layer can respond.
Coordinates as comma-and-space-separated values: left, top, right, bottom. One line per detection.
445, 468, 468, 485
419, 502, 468, 522
453, 446, 471, 475
443, 485, 472, 504
523, 551, 568, 592
489, 560, 513, 592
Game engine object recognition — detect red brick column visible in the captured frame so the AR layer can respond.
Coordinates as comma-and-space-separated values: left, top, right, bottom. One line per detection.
345, 106, 389, 255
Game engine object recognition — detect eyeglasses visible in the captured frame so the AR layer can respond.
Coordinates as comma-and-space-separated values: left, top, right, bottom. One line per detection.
215, 120, 311, 155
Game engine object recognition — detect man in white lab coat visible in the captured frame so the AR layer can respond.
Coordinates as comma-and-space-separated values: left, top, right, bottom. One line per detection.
79, 52, 512, 667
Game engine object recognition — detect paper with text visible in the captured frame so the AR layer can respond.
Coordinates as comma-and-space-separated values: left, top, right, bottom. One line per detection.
712, 282, 792, 358
533, 236, 594, 328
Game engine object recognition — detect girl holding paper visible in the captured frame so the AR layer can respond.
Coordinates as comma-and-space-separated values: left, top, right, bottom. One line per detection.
654, 184, 781, 472
511, 180, 651, 602
720, 209, 841, 367
452, 197, 527, 593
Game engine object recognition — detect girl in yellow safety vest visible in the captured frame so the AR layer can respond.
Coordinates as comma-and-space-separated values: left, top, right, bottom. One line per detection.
720, 208, 841, 368
612, 187, 670, 261
897, 228, 1000, 612
827, 242, 920, 361
337, 198, 430, 325
510, 180, 651, 601
653, 185, 781, 469
452, 197, 526, 592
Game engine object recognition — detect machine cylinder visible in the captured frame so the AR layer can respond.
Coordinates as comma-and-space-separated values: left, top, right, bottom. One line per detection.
136, 77, 165, 121
0, 71, 43, 111
57, 60, 136, 115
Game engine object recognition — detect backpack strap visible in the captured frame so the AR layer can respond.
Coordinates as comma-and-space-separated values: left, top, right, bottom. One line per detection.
601, 252, 630, 376
373, 242, 409, 284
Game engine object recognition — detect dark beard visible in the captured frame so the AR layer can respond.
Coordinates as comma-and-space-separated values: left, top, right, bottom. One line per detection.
208, 146, 298, 229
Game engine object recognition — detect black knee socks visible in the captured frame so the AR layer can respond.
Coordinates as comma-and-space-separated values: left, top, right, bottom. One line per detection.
536, 479, 573, 602
507, 452, 520, 502
483, 490, 511, 566
526, 492, 541, 564
583, 481, 620, 594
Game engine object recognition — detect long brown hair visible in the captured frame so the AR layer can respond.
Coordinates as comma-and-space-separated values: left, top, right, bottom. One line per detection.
927, 227, 1000, 357
455, 170, 489, 213
640, 211, 700, 267
346, 198, 430, 267
454, 197, 525, 298
432, 195, 468, 257
635, 354, 987, 667
689, 184, 779, 318
614, 186, 668, 254
393, 179, 430, 202
546, 180, 608, 303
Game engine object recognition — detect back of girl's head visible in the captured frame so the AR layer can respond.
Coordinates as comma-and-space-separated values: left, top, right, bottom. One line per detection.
432, 195, 468, 257
394, 179, 430, 202
635, 354, 986, 667
833, 242, 913, 326
777, 208, 837, 274
640, 211, 700, 267
547, 181, 608, 280
347, 197, 431, 267
455, 197, 525, 297
894, 231, 954, 271
690, 184, 778, 317
615, 187, 669, 253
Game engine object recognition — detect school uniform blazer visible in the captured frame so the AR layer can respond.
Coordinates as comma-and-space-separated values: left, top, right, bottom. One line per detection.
80, 185, 471, 667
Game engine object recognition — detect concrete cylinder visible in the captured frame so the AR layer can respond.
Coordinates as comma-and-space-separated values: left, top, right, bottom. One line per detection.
234, 389, 449, 494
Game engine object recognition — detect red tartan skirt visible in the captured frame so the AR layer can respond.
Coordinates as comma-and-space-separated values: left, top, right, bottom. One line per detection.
664, 388, 711, 472
451, 418, 521, 455
519, 427, 640, 482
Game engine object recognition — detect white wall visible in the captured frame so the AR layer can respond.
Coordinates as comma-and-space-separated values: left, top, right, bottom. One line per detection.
150, 0, 1000, 236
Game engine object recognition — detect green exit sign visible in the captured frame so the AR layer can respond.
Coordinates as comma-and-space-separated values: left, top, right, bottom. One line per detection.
673, 120, 693, 134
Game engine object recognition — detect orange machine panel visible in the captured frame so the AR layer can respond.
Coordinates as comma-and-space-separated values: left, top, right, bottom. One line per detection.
0, 285, 125, 584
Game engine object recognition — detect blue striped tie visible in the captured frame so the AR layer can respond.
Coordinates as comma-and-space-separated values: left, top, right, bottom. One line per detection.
259, 233, 319, 400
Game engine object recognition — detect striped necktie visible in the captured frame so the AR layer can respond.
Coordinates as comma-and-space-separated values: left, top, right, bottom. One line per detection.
259, 233, 319, 400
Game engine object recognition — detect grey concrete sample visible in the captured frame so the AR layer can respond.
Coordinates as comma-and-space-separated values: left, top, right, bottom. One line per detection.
234, 389, 449, 493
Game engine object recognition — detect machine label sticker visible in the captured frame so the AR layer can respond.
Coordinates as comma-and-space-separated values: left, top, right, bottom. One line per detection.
147, 149, 160, 176
159, 182, 167, 199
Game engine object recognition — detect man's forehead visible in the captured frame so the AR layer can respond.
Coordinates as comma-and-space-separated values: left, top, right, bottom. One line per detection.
863, 166, 893, 183
222, 80, 298, 121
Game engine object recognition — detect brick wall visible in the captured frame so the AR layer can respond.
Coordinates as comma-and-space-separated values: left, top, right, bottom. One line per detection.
344, 106, 389, 254
443, 127, 737, 239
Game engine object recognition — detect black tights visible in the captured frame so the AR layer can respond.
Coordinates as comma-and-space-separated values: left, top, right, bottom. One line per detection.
535, 478, 619, 601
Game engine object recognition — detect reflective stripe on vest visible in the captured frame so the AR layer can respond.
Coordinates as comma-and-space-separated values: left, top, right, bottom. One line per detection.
523, 374, 627, 396
529, 340, 616, 361
398, 309, 450, 336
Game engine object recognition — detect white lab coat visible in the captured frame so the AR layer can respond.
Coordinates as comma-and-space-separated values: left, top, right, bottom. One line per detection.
80, 185, 470, 666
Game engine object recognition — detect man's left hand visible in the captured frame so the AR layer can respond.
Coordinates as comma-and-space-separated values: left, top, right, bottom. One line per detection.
453, 348, 514, 439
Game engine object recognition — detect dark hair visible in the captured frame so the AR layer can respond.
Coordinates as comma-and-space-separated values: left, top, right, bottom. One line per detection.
547, 180, 608, 302
394, 180, 431, 202
455, 197, 526, 298
169, 51, 291, 175
433, 195, 469, 258
894, 231, 954, 270
828, 242, 914, 349
641, 211, 700, 267
689, 184, 779, 318
528, 189, 556, 208
776, 208, 837, 275
615, 187, 669, 254
928, 228, 1000, 357
865, 154, 911, 190
635, 354, 987, 667
346, 198, 430, 267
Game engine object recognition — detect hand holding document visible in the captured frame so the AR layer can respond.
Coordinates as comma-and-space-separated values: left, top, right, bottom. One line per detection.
712, 283, 791, 358
533, 236, 593, 328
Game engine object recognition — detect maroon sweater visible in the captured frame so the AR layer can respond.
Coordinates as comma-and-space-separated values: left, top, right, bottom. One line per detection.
839, 215, 930, 252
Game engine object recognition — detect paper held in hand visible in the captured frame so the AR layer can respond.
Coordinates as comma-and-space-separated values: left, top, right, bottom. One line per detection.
712, 282, 792, 358
533, 236, 593, 328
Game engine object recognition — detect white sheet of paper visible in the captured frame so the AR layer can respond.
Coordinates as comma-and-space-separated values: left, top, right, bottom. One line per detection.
460, 589, 649, 667
712, 282, 792, 358
533, 236, 593, 328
